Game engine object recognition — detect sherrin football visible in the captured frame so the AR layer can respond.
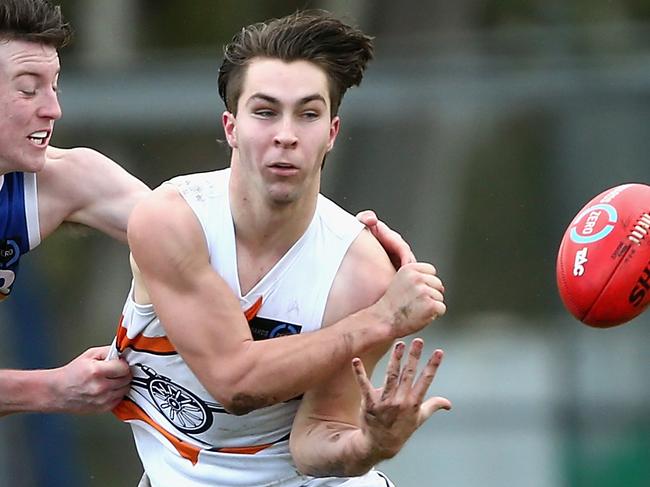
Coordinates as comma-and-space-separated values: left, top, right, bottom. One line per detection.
556, 183, 650, 327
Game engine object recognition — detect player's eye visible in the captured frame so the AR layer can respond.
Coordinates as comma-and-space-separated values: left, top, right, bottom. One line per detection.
254, 108, 275, 118
301, 110, 319, 120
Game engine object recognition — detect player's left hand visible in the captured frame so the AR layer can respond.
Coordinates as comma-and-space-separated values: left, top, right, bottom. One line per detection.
356, 210, 415, 269
352, 338, 451, 460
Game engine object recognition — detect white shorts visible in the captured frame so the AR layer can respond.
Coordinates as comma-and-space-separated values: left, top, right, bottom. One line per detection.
137, 470, 394, 487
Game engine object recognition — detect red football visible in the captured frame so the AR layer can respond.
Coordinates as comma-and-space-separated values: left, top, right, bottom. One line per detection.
556, 183, 650, 327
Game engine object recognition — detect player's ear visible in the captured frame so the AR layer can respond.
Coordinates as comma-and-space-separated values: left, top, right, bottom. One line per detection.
326, 116, 340, 152
223, 111, 238, 149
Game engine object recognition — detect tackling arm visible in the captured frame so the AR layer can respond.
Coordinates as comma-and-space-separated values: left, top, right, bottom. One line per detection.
0, 346, 131, 417
39, 146, 150, 242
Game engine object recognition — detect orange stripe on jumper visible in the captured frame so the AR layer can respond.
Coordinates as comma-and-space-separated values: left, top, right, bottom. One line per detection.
244, 296, 263, 321
115, 315, 176, 354
215, 441, 277, 455
113, 398, 201, 465
113, 297, 261, 354
114, 398, 280, 462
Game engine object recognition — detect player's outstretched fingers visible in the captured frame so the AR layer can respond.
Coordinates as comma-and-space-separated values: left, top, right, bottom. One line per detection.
420, 395, 452, 421
398, 338, 424, 391
416, 349, 452, 422
352, 357, 376, 410
412, 349, 444, 403
381, 341, 405, 401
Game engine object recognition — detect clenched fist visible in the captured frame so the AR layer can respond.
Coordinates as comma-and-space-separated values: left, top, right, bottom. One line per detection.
373, 263, 446, 339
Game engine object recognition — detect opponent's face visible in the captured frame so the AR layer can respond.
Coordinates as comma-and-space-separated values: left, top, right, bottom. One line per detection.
0, 39, 61, 174
223, 58, 339, 205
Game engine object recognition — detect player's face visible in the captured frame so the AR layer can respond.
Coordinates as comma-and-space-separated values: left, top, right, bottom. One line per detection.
223, 58, 339, 205
0, 39, 62, 174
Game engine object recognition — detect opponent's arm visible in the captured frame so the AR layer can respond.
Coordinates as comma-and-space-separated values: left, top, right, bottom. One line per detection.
39, 146, 150, 242
129, 187, 444, 415
0, 346, 132, 417
290, 238, 450, 477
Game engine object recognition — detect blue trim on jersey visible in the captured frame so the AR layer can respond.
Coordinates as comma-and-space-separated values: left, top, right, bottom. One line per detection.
0, 172, 32, 298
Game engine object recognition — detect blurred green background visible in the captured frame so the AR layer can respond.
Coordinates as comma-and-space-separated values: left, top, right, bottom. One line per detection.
1, 0, 649, 486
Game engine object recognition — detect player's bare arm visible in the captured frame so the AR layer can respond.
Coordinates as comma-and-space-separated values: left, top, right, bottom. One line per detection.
37, 146, 150, 242
0, 346, 131, 417
129, 187, 444, 415
1, 148, 142, 417
290, 234, 449, 477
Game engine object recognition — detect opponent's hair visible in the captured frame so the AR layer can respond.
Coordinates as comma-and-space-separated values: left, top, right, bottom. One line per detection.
0, 0, 71, 48
218, 9, 374, 117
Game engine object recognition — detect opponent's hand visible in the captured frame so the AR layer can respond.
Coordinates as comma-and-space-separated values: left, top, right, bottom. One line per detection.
50, 346, 132, 414
374, 262, 446, 338
356, 210, 416, 269
352, 339, 451, 460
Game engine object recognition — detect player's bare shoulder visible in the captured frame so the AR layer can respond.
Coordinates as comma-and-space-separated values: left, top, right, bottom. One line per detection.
128, 183, 208, 276
128, 184, 187, 247
324, 228, 396, 326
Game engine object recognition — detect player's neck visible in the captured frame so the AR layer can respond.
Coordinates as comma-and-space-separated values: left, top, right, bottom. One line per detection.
232, 192, 316, 254
230, 191, 317, 295
228, 161, 318, 255
0, 159, 12, 176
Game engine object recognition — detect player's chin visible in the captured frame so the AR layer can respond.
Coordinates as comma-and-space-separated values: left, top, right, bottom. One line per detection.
18, 153, 47, 173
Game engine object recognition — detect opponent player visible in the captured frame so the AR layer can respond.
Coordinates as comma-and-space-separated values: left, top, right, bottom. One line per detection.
115, 10, 449, 486
0, 0, 147, 416
0, 0, 417, 418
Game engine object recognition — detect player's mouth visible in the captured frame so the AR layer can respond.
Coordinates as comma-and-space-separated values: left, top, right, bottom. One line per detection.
27, 130, 50, 147
267, 162, 298, 175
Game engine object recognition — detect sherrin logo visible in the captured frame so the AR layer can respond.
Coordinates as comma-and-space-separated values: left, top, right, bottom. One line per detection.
569, 204, 618, 244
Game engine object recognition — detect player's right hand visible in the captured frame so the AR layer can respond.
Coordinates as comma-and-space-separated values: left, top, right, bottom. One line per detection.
375, 262, 446, 338
351, 339, 451, 460
51, 346, 132, 414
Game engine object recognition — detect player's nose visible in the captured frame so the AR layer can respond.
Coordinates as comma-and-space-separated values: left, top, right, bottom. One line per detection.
273, 119, 298, 148
38, 89, 62, 121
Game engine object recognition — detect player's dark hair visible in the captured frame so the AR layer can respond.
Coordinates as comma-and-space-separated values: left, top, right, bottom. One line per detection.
218, 9, 374, 117
0, 0, 71, 48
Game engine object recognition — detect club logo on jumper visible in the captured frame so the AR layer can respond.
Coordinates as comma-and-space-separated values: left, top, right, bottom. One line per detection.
572, 247, 588, 276
570, 204, 617, 244
131, 363, 226, 436
0, 239, 20, 267
248, 316, 302, 341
